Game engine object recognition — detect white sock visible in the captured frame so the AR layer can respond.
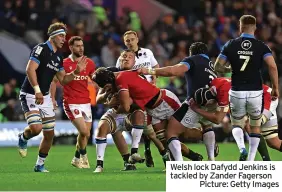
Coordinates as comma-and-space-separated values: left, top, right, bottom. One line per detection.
168, 138, 183, 161
131, 126, 144, 149
247, 134, 261, 161
232, 127, 246, 153
203, 129, 215, 161
95, 138, 107, 161
36, 154, 47, 166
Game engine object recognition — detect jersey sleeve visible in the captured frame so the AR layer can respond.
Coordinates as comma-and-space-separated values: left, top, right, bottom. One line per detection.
215, 85, 229, 112
218, 40, 231, 62
148, 49, 158, 67
263, 85, 272, 111
29, 45, 44, 65
262, 44, 272, 59
116, 73, 129, 93
88, 59, 96, 75
179, 57, 194, 70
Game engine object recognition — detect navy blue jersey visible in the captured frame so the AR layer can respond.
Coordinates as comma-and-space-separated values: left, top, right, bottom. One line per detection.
219, 33, 272, 91
180, 54, 217, 99
21, 41, 64, 95
106, 66, 120, 72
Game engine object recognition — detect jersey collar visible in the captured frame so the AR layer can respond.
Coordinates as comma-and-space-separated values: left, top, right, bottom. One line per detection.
45, 41, 54, 52
240, 33, 255, 39
200, 54, 210, 60
135, 47, 142, 58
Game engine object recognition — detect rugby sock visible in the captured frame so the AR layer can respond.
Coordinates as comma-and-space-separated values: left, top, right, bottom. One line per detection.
74, 150, 80, 159
97, 160, 103, 168
257, 135, 271, 161
95, 137, 107, 162
79, 148, 87, 156
167, 137, 183, 161
203, 128, 215, 161
160, 149, 167, 156
36, 153, 48, 166
20, 132, 29, 141
232, 127, 246, 153
247, 133, 261, 161
131, 125, 144, 154
143, 135, 151, 151
122, 153, 130, 163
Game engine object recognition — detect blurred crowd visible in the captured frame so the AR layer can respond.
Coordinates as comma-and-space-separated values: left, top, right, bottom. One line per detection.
1, 0, 282, 141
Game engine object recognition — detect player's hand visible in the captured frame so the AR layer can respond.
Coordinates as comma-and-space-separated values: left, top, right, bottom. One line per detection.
137, 67, 149, 75
151, 75, 157, 85
35, 92, 44, 105
107, 94, 120, 108
271, 88, 279, 100
74, 56, 88, 74
52, 98, 58, 110
188, 98, 199, 110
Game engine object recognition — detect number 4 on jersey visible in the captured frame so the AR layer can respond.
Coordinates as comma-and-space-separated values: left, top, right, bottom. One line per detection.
240, 55, 250, 71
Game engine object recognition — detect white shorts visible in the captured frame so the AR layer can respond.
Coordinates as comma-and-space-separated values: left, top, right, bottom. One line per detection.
101, 109, 130, 133
146, 89, 181, 125
262, 99, 279, 139
63, 101, 92, 122
19, 91, 55, 118
173, 101, 216, 128
229, 90, 263, 119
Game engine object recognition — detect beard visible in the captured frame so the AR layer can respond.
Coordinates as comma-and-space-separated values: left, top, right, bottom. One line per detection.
73, 52, 82, 57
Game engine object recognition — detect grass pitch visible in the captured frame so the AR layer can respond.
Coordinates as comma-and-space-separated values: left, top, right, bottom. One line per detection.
0, 143, 281, 191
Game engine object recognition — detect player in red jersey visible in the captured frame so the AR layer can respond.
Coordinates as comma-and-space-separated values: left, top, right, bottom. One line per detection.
189, 77, 282, 158
53, 36, 95, 168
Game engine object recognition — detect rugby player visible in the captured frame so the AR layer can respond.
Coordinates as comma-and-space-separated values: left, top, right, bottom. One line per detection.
52, 36, 96, 168
138, 42, 218, 161
18, 23, 88, 172
214, 15, 279, 161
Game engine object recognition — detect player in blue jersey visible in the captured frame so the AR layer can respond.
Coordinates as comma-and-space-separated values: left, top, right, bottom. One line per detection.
18, 22, 88, 172
214, 15, 279, 161
138, 42, 218, 161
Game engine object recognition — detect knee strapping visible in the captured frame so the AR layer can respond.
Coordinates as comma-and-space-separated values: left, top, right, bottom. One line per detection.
95, 137, 107, 144
231, 116, 246, 128
42, 119, 55, 131
156, 129, 166, 141
26, 113, 42, 125
250, 115, 262, 126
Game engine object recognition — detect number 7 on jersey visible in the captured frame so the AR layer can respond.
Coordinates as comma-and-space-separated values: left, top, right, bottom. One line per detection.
239, 55, 250, 71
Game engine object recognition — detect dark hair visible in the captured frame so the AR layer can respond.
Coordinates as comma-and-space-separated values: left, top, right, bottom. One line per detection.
189, 42, 208, 56
193, 88, 216, 106
68, 36, 83, 46
47, 22, 67, 36
121, 49, 135, 56
239, 15, 256, 25
92, 67, 116, 88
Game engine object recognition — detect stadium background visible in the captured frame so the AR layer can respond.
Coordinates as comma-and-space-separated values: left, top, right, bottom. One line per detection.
1, 0, 282, 191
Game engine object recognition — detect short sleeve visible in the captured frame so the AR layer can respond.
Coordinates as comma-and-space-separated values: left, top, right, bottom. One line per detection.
29, 45, 44, 65
262, 44, 272, 59
216, 85, 229, 107
218, 40, 230, 62
179, 57, 194, 70
148, 50, 158, 67
88, 59, 96, 75
116, 73, 129, 93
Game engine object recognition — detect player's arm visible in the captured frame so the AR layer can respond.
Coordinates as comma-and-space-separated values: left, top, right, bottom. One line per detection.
190, 102, 227, 124
115, 90, 132, 113
96, 86, 112, 104
214, 41, 231, 73
264, 55, 279, 99
26, 46, 44, 104
142, 64, 188, 77
50, 76, 58, 109
56, 56, 88, 85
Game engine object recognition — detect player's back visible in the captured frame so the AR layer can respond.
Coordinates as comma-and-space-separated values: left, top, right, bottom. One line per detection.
221, 34, 271, 91
63, 57, 95, 104
116, 71, 159, 109
210, 77, 231, 107
183, 54, 217, 98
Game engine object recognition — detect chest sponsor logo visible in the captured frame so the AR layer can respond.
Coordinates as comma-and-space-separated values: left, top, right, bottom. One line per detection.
132, 62, 151, 69
47, 60, 60, 71
74, 76, 88, 81
241, 40, 252, 50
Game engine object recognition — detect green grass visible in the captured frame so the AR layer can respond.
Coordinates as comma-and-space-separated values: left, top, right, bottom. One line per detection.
0, 143, 281, 191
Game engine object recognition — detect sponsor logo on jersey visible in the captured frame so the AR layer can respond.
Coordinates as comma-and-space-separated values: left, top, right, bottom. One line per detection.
132, 62, 151, 69
30, 104, 35, 108
47, 60, 60, 71
74, 76, 88, 80
241, 40, 252, 50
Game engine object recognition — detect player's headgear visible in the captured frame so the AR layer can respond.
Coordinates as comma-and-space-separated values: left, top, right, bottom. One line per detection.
92, 67, 115, 88
189, 42, 208, 56
47, 22, 67, 38
193, 88, 216, 106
